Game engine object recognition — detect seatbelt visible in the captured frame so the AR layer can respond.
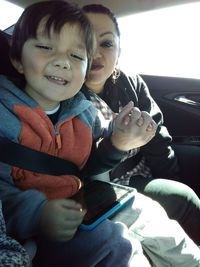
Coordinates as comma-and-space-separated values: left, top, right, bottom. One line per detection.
0, 136, 80, 176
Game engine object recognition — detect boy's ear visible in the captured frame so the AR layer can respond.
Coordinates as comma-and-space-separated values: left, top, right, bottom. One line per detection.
10, 58, 24, 74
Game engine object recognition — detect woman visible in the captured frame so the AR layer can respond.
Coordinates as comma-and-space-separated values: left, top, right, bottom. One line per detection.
81, 4, 200, 244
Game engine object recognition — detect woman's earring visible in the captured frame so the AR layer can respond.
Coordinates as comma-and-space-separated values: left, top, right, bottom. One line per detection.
112, 68, 120, 83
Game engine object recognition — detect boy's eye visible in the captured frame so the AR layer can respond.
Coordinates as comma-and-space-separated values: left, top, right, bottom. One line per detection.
71, 53, 84, 61
35, 45, 52, 50
101, 40, 113, 48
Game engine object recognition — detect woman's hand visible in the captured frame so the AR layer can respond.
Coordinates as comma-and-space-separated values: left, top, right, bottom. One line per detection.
111, 101, 157, 151
39, 199, 86, 242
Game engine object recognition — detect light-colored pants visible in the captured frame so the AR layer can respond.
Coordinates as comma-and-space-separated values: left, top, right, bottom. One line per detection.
27, 192, 200, 267
112, 192, 200, 267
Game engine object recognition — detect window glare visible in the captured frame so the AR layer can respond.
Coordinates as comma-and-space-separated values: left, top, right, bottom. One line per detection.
0, 0, 23, 30
118, 2, 200, 79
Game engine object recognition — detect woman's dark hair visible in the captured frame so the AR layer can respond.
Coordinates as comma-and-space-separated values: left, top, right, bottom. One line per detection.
82, 4, 120, 37
10, 0, 95, 76
83, 4, 121, 82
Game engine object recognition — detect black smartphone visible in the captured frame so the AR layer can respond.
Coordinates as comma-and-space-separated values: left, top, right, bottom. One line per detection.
70, 180, 136, 230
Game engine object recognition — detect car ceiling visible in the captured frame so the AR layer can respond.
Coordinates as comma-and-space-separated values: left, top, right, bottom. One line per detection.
6, 0, 200, 17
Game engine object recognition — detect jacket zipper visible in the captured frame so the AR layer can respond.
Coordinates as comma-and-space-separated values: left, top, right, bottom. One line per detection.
55, 125, 62, 149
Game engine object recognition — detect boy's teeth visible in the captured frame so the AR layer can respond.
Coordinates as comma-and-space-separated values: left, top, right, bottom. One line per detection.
50, 76, 64, 81
46, 75, 68, 85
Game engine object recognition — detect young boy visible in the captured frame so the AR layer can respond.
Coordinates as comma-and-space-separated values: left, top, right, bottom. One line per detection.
0, 1, 157, 266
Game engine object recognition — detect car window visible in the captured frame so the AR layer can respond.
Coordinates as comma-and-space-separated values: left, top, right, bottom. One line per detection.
118, 2, 200, 79
0, 0, 23, 31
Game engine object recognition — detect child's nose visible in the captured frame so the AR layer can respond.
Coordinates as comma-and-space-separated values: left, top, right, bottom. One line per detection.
53, 57, 71, 70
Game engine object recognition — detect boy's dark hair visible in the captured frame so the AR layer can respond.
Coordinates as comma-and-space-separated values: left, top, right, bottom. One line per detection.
82, 4, 120, 37
10, 0, 95, 76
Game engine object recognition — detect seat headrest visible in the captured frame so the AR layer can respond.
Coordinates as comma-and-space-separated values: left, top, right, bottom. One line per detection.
0, 30, 19, 77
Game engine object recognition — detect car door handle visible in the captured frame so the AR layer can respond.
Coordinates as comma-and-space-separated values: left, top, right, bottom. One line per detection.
174, 95, 200, 108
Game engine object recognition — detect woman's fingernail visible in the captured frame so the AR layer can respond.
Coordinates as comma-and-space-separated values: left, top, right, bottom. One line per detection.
129, 101, 134, 106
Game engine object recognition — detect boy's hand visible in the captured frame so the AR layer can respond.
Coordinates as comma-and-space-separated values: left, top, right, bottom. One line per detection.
39, 199, 86, 242
111, 101, 157, 151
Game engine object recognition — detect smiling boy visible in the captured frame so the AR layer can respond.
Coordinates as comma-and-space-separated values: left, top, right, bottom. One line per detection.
13, 22, 88, 111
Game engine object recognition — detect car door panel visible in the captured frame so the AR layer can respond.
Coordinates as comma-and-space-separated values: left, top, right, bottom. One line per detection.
141, 75, 200, 140
141, 75, 200, 193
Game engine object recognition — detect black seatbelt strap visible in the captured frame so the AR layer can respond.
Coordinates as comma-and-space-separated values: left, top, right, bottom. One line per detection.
0, 136, 80, 176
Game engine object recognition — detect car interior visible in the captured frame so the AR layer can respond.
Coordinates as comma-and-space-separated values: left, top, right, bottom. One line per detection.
2, 0, 199, 195
0, 0, 200, 265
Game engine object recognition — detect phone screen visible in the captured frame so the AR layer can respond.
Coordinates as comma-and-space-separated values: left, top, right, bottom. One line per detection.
71, 180, 135, 225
